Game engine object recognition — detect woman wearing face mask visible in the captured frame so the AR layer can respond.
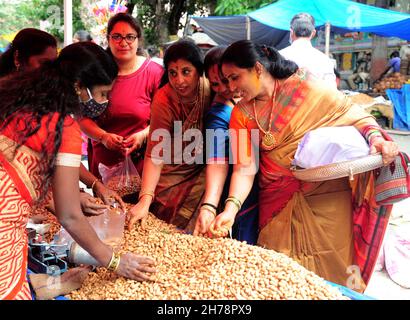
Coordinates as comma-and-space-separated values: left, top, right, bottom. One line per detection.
0, 42, 156, 300
214, 40, 399, 290
128, 39, 211, 232
79, 13, 163, 183
192, 46, 259, 243
0, 28, 124, 214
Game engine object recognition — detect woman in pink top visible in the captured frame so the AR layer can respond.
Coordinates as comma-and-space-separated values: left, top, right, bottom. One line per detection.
79, 13, 163, 180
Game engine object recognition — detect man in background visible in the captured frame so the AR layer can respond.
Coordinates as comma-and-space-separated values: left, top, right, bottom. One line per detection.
280, 13, 337, 88
348, 52, 371, 90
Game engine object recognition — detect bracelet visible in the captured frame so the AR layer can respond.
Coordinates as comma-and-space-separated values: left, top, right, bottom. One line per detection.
90, 178, 100, 191
367, 130, 382, 142
225, 196, 242, 212
138, 190, 155, 201
107, 250, 121, 272
201, 202, 218, 211
369, 133, 383, 144
201, 207, 216, 217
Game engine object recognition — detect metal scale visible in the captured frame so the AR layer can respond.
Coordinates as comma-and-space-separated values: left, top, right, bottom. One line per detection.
27, 228, 69, 275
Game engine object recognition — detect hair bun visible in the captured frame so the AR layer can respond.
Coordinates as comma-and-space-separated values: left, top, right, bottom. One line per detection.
261, 45, 270, 58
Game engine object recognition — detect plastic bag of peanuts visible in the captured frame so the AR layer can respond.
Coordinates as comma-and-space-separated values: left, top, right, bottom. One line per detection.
99, 155, 141, 197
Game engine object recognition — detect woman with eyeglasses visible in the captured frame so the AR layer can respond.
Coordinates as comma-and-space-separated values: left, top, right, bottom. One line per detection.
79, 13, 163, 189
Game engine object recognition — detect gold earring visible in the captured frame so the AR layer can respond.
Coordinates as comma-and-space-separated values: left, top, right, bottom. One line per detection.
74, 86, 81, 96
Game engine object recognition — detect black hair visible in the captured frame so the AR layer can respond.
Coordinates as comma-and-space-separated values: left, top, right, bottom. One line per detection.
0, 42, 118, 204
390, 51, 400, 59
221, 40, 298, 79
0, 28, 57, 77
106, 12, 144, 56
204, 45, 227, 78
159, 39, 204, 88
290, 13, 315, 38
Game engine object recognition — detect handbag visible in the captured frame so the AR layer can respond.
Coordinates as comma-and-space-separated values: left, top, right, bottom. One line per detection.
374, 151, 410, 205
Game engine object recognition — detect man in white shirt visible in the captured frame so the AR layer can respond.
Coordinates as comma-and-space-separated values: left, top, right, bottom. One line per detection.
280, 13, 337, 88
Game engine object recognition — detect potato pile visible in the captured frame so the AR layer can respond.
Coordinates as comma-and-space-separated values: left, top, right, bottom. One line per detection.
373, 72, 407, 93
67, 213, 345, 300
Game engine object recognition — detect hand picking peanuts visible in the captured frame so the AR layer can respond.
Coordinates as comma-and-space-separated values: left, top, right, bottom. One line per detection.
67, 208, 346, 300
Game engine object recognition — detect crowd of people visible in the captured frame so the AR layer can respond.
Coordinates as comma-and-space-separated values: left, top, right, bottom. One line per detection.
0, 12, 401, 300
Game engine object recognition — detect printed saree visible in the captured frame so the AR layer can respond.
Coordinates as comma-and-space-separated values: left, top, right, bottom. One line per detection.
230, 69, 391, 290
0, 114, 81, 300
145, 77, 212, 231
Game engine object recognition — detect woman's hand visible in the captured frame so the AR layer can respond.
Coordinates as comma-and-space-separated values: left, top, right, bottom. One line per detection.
80, 192, 108, 216
93, 181, 126, 211
193, 209, 216, 237
115, 252, 157, 281
122, 131, 147, 156
127, 198, 151, 231
101, 132, 125, 152
208, 210, 236, 238
370, 136, 399, 165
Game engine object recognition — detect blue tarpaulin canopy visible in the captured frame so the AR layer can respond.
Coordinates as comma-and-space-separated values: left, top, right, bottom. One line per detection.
193, 0, 410, 48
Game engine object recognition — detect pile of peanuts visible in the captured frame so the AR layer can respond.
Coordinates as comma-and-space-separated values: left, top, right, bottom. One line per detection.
67, 212, 346, 300
30, 206, 61, 243
106, 175, 141, 197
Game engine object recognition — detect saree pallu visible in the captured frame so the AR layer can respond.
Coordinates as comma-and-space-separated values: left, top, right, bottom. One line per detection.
230, 69, 389, 289
0, 115, 81, 300
0, 136, 47, 300
146, 77, 212, 231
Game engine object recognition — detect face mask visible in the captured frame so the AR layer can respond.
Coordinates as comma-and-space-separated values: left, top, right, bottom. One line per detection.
80, 88, 109, 119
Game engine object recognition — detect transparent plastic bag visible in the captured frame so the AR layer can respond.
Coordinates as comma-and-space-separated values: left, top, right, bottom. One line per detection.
87, 207, 125, 250
98, 155, 141, 197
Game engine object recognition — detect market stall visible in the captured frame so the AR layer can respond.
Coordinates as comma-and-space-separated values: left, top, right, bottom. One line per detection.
27, 203, 373, 300
192, 0, 410, 50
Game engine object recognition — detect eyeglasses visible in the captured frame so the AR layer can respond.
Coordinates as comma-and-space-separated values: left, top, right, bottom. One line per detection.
108, 33, 138, 44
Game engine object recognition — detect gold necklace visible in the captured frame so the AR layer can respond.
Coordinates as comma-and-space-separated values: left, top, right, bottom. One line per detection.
177, 82, 203, 129
253, 82, 277, 151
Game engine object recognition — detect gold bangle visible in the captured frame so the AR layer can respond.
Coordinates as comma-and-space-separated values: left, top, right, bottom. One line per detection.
90, 178, 100, 190
201, 206, 216, 217
225, 196, 242, 212
138, 190, 155, 200
107, 250, 121, 272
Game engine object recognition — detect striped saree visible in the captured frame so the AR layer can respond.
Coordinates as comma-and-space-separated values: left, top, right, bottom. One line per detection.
230, 69, 391, 290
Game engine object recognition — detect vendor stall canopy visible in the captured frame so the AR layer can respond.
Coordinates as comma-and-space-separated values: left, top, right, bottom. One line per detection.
192, 0, 410, 49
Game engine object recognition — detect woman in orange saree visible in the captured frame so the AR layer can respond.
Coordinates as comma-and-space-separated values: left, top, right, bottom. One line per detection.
212, 40, 399, 291
128, 40, 211, 232
0, 43, 156, 300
